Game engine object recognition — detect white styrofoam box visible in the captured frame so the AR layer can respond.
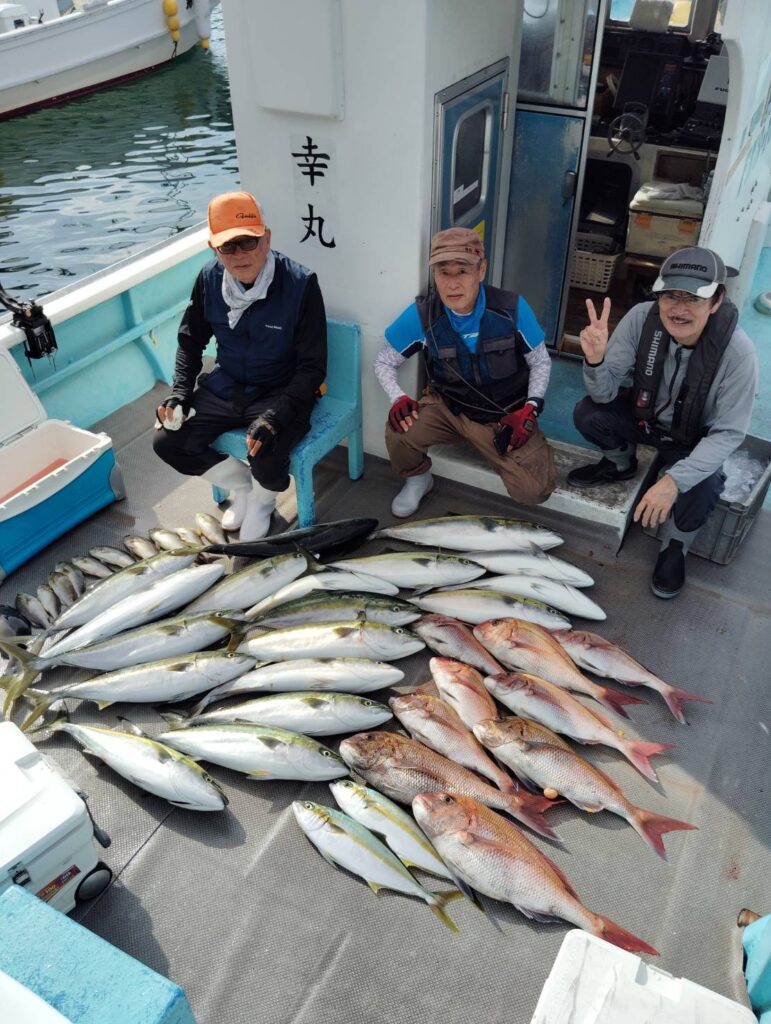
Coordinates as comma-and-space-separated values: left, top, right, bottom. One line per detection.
0, 970, 72, 1024
0, 723, 98, 914
629, 0, 674, 32
627, 211, 702, 259
529, 930, 756, 1023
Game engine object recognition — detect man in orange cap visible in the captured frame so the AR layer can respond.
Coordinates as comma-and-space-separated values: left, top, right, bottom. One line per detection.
375, 227, 555, 517
153, 191, 327, 539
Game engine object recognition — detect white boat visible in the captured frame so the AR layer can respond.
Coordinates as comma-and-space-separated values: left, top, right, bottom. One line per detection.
0, 0, 218, 120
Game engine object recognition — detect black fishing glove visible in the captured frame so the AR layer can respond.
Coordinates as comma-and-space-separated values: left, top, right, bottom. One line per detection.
247, 415, 277, 456
155, 394, 195, 431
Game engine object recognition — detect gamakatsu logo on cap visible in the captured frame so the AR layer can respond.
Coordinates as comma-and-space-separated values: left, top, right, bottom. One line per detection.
670, 263, 708, 272
235, 212, 257, 220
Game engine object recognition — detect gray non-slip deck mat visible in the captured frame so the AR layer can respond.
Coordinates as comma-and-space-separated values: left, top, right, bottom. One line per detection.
2, 399, 769, 1024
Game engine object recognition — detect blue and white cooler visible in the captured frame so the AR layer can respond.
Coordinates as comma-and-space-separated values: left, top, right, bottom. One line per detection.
0, 346, 124, 582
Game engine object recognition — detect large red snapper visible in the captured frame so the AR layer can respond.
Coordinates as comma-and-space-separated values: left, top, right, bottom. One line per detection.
412, 792, 658, 955
474, 717, 697, 859
473, 618, 645, 719
338, 731, 559, 840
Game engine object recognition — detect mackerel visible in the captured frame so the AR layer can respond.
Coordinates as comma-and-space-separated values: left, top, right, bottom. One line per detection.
185, 552, 306, 613
149, 527, 186, 551
38, 719, 227, 810
36, 586, 60, 622
55, 562, 86, 597
195, 512, 227, 546
292, 800, 460, 931
71, 555, 113, 579
16, 593, 50, 628
237, 620, 425, 662
90, 545, 135, 568
411, 589, 571, 630
124, 536, 159, 560
162, 691, 392, 736
156, 722, 348, 780
330, 778, 455, 880
374, 515, 563, 551
191, 657, 404, 713
250, 591, 420, 628
328, 552, 486, 589
49, 570, 77, 608
43, 562, 226, 658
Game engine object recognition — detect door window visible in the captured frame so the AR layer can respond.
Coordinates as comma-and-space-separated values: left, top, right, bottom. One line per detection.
452, 104, 491, 223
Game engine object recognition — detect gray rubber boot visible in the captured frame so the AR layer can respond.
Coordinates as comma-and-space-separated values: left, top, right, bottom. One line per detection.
203, 457, 253, 531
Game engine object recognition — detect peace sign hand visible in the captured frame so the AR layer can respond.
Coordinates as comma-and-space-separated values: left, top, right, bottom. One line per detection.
579, 297, 611, 366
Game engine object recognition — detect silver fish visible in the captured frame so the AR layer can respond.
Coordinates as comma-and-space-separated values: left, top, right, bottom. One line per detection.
149, 527, 187, 552
71, 555, 113, 579
175, 527, 203, 547
36, 585, 60, 622
15, 592, 50, 628
292, 800, 459, 931
124, 536, 159, 560
43, 562, 226, 658
374, 516, 563, 551
186, 552, 307, 613
470, 549, 594, 587
54, 550, 199, 630
248, 570, 399, 616
411, 589, 570, 630
195, 512, 227, 546
21, 651, 256, 731
156, 722, 348, 781
464, 576, 606, 620
164, 691, 392, 736
329, 778, 455, 880
251, 591, 420, 629
41, 719, 227, 811
0, 605, 31, 639
328, 552, 486, 589
55, 562, 86, 596
48, 570, 78, 608
90, 545, 136, 568
238, 621, 425, 662
191, 657, 405, 713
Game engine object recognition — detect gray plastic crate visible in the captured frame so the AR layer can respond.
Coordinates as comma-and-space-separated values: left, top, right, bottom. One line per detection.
646, 435, 771, 564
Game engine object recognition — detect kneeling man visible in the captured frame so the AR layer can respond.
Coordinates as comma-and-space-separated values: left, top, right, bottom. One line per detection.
568, 246, 758, 598
375, 227, 555, 518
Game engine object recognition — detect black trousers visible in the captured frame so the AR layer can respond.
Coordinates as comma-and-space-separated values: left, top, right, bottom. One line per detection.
152, 384, 311, 492
573, 394, 725, 532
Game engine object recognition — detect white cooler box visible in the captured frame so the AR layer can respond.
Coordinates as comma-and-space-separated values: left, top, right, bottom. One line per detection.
530, 930, 756, 1023
0, 347, 125, 582
626, 186, 704, 259
0, 722, 111, 914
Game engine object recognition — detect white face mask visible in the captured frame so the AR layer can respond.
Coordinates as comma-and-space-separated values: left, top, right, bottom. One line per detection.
220, 249, 276, 328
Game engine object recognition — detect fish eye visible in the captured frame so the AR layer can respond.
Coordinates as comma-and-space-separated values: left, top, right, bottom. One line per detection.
203, 773, 216, 784
362, 700, 375, 707
321, 748, 334, 757
303, 800, 314, 809
440, 795, 455, 805
394, 628, 405, 635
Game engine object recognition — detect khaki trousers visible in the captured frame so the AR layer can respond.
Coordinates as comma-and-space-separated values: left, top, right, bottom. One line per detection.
385, 393, 556, 506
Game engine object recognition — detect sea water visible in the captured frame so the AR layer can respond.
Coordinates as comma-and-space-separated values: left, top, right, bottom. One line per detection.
0, 8, 237, 298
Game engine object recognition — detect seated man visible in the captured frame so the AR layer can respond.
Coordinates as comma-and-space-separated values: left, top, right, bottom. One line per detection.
374, 227, 555, 517
567, 246, 758, 599
153, 191, 327, 541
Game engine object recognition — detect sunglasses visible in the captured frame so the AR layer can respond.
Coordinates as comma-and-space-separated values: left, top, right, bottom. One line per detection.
657, 290, 707, 305
217, 235, 262, 255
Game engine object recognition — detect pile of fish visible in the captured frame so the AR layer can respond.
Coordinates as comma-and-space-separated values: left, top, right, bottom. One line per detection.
0, 513, 712, 954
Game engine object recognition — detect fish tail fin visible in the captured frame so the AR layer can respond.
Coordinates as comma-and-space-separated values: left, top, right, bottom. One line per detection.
628, 807, 698, 860
590, 913, 659, 955
660, 685, 713, 725
621, 740, 676, 782
428, 890, 462, 933
596, 686, 647, 719
158, 711, 188, 728
189, 691, 217, 717
0, 641, 45, 715
19, 693, 59, 733
25, 713, 69, 740
505, 794, 560, 840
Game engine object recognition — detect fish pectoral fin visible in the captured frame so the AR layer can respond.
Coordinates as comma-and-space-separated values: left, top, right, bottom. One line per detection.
367, 880, 385, 895
116, 717, 150, 738
573, 801, 604, 813
246, 770, 273, 778
95, 700, 113, 710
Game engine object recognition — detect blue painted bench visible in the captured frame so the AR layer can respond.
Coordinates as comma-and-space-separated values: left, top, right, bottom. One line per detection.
211, 318, 364, 527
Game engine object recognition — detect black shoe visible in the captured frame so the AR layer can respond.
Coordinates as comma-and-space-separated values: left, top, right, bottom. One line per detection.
567, 456, 638, 489
651, 541, 686, 599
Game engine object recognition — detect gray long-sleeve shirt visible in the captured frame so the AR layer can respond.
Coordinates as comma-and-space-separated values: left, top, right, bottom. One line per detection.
583, 301, 758, 492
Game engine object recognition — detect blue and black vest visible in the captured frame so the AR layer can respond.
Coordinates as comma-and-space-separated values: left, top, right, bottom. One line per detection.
416, 285, 531, 423
200, 254, 312, 403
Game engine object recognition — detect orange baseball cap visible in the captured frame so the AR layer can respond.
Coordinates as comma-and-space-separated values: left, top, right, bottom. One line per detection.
207, 191, 267, 248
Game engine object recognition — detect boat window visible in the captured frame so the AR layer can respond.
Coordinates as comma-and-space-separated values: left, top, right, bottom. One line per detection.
451, 104, 491, 223
517, 0, 600, 109
608, 0, 695, 32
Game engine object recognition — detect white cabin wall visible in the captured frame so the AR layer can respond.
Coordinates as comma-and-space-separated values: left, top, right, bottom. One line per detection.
220, 0, 517, 460
701, 0, 771, 304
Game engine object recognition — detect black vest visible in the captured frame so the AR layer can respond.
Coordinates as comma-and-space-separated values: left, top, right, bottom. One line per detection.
416, 285, 531, 423
633, 300, 739, 445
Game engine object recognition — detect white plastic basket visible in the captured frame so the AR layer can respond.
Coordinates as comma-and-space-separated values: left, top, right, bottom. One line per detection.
569, 246, 622, 292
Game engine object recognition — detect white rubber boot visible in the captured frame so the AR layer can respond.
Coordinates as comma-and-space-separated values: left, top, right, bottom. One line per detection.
239, 481, 280, 541
391, 471, 434, 518
203, 457, 253, 531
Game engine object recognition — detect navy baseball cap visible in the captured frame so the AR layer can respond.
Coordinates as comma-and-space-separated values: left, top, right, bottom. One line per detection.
651, 246, 727, 298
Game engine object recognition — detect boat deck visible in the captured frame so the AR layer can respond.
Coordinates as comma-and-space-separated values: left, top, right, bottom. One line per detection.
2, 383, 769, 1024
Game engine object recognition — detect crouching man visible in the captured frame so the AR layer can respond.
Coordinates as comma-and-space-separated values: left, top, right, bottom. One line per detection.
567, 246, 758, 599
374, 227, 555, 518
153, 191, 327, 540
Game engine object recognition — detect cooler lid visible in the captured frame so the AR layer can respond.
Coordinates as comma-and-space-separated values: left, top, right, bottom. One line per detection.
0, 346, 47, 448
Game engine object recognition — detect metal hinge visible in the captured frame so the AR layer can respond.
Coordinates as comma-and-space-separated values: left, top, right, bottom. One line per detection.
501, 91, 510, 132
11, 862, 31, 886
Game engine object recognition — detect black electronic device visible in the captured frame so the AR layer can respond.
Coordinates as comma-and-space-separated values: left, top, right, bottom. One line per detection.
673, 54, 728, 149
614, 51, 683, 130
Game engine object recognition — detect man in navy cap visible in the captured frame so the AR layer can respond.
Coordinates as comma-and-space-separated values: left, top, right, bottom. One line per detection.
567, 246, 758, 598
